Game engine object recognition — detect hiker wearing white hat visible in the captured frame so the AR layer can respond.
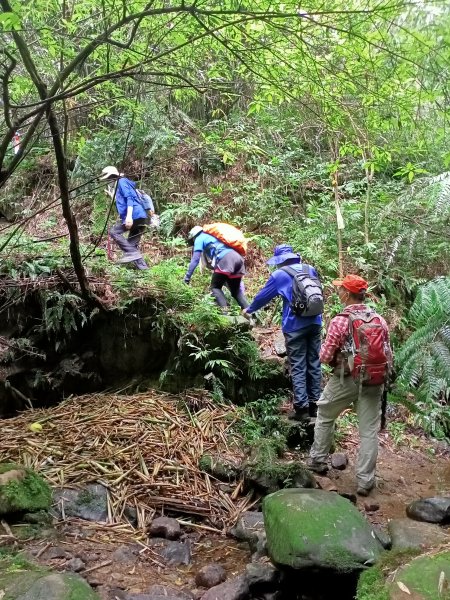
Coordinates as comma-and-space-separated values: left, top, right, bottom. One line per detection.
99, 166, 149, 269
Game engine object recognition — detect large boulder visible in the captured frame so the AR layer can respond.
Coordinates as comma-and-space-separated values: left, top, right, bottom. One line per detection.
388, 518, 450, 551
406, 497, 450, 524
263, 488, 383, 573
389, 549, 450, 599
0, 563, 98, 599
0, 464, 51, 515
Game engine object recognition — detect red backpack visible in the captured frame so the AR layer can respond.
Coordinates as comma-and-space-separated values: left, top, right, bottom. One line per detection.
340, 310, 389, 386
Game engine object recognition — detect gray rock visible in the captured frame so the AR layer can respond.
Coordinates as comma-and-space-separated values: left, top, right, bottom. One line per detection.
195, 563, 227, 589
330, 453, 348, 470
111, 544, 139, 564
200, 576, 249, 600
44, 546, 70, 560
274, 333, 287, 357
372, 526, 391, 550
245, 561, 279, 589
388, 518, 450, 551
65, 557, 85, 572
229, 511, 265, 553
149, 516, 181, 540
406, 496, 450, 524
147, 537, 191, 566
146, 585, 194, 599
52, 484, 108, 522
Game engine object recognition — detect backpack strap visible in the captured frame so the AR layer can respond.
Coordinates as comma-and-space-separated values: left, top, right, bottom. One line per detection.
281, 265, 298, 277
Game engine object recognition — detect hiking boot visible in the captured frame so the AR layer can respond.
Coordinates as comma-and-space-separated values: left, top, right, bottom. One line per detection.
288, 406, 309, 422
308, 402, 318, 418
306, 458, 329, 474
357, 483, 375, 497
117, 252, 142, 264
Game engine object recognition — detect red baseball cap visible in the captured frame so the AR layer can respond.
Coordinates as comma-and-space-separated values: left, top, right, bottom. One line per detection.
332, 274, 368, 294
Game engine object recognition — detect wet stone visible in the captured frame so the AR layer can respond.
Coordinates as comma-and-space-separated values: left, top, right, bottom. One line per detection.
195, 563, 227, 589
149, 516, 181, 540
245, 561, 279, 589
331, 453, 348, 470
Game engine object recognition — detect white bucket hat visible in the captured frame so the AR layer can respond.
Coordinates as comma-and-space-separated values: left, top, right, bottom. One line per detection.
99, 165, 120, 180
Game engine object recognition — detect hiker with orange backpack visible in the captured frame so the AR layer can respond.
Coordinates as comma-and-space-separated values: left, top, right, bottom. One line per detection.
184, 224, 249, 311
307, 275, 392, 497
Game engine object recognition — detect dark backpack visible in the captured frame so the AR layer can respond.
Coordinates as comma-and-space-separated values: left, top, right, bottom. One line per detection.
282, 265, 324, 317
340, 310, 389, 386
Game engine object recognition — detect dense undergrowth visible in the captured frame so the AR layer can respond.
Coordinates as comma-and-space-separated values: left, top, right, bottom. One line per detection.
1, 101, 450, 438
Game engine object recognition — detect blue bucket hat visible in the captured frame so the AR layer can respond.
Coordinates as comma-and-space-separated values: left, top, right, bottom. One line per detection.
266, 244, 301, 266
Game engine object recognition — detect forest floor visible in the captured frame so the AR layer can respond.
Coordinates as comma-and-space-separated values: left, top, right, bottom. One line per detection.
9, 403, 449, 600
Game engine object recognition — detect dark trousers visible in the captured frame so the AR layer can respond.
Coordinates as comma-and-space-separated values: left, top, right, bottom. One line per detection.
284, 324, 322, 410
210, 273, 249, 310
110, 219, 148, 269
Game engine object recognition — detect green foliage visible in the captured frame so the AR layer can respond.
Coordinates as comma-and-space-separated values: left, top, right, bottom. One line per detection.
234, 394, 286, 446
396, 277, 450, 439
0, 465, 52, 515
356, 567, 389, 600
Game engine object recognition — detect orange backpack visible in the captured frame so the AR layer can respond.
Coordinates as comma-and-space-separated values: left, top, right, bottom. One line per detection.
202, 223, 248, 256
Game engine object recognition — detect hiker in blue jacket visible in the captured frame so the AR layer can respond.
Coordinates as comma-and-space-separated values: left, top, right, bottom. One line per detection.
243, 244, 323, 421
184, 226, 249, 311
100, 166, 149, 270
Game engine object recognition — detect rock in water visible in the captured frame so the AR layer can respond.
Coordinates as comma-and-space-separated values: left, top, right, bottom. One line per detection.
263, 488, 383, 573
406, 496, 450, 524
0, 463, 51, 515
389, 549, 450, 599
388, 518, 450, 551
149, 516, 181, 540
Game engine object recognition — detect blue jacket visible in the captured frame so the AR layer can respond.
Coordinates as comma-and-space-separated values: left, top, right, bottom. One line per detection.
115, 177, 147, 221
185, 232, 231, 281
246, 262, 322, 333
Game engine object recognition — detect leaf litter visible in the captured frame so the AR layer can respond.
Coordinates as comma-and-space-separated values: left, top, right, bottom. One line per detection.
0, 391, 251, 537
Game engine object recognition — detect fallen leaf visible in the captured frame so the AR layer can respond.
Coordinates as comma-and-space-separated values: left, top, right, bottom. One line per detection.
397, 581, 411, 594
438, 571, 446, 595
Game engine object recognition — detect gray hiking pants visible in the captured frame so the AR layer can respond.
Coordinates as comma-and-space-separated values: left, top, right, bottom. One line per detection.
310, 374, 383, 490
110, 220, 148, 269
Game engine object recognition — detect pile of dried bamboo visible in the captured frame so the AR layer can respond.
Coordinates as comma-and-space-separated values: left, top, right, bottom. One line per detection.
0, 391, 252, 531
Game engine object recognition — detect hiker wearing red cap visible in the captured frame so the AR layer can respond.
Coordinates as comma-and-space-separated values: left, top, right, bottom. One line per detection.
308, 275, 392, 496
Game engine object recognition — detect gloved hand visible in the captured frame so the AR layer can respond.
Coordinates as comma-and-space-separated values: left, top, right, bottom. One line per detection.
124, 217, 133, 229
241, 308, 251, 320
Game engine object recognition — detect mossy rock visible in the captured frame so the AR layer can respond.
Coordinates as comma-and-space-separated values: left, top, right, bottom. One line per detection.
0, 464, 52, 516
244, 460, 315, 494
263, 488, 384, 573
389, 549, 450, 599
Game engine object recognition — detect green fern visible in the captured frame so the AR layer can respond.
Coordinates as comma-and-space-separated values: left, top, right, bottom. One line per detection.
396, 277, 450, 438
